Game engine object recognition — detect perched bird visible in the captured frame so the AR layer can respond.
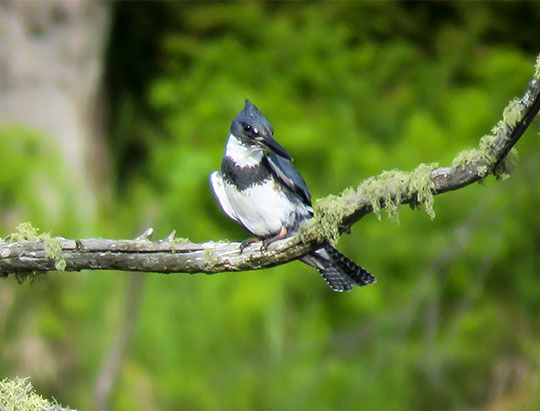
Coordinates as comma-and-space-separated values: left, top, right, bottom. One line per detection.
210, 100, 375, 291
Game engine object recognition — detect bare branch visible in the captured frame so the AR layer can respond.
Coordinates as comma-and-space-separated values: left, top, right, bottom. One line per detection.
1, 55, 539, 279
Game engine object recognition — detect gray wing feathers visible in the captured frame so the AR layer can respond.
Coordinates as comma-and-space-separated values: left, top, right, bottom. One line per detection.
266, 152, 312, 206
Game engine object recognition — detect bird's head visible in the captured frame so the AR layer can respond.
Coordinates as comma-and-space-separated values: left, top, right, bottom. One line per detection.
230, 99, 292, 160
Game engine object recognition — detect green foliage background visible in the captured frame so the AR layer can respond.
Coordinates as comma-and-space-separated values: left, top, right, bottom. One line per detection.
1, 3, 539, 410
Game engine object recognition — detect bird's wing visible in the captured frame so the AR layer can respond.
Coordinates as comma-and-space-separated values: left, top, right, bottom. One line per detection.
265, 152, 312, 206
209, 171, 240, 223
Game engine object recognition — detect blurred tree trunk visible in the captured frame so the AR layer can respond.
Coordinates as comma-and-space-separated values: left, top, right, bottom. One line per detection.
0, 0, 112, 220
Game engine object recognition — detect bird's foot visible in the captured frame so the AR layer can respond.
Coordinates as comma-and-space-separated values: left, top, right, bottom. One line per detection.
260, 226, 288, 252
239, 237, 259, 253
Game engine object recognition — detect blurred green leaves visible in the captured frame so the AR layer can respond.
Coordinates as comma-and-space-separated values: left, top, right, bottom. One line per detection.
1, 2, 539, 410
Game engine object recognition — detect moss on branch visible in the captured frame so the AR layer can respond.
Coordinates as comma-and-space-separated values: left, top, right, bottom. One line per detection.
4, 222, 66, 282
0, 377, 62, 410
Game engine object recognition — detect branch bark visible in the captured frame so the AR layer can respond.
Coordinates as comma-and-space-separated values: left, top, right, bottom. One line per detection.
1, 55, 539, 279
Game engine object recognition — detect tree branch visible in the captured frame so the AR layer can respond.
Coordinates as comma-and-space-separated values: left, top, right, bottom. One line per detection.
1, 54, 539, 279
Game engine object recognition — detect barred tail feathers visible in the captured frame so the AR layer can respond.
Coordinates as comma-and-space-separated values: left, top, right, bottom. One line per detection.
300, 245, 376, 292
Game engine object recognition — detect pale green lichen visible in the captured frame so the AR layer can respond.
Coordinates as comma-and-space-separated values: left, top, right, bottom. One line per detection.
309, 187, 357, 244
202, 248, 221, 269
477, 165, 489, 178
494, 147, 519, 181
478, 133, 499, 166
44, 237, 66, 271
5, 222, 42, 242
172, 237, 190, 244
409, 163, 437, 219
5, 222, 66, 278
451, 148, 482, 169
305, 163, 438, 245
359, 170, 407, 222
451, 131, 519, 181
451, 98, 523, 181
502, 98, 522, 129
297, 217, 324, 244
357, 163, 437, 223
450, 88, 530, 182
0, 377, 60, 410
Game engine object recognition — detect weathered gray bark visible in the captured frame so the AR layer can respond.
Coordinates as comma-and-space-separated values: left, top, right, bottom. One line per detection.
1, 55, 539, 279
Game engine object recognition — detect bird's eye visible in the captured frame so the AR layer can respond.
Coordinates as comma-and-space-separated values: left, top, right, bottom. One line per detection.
243, 124, 251, 133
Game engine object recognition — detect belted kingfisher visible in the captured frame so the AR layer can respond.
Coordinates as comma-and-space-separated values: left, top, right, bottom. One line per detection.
210, 100, 375, 291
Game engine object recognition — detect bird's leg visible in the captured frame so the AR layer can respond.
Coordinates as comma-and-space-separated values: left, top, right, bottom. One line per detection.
261, 226, 288, 251
239, 237, 259, 253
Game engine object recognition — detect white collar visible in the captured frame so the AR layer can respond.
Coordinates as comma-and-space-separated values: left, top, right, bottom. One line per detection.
225, 134, 263, 167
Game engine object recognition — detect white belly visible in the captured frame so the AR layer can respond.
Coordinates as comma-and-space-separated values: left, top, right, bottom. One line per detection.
224, 179, 300, 237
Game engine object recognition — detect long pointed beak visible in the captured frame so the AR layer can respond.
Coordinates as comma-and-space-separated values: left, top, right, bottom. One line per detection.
259, 135, 292, 160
